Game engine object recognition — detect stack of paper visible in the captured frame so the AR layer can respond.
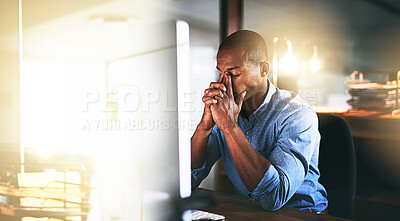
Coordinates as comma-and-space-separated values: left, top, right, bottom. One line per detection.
345, 73, 399, 112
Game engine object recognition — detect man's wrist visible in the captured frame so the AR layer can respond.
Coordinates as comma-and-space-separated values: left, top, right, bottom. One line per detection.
220, 121, 241, 134
197, 121, 214, 134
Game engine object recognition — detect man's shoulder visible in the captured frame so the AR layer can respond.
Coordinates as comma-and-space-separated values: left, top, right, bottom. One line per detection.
273, 89, 314, 112
271, 89, 317, 123
264, 89, 319, 140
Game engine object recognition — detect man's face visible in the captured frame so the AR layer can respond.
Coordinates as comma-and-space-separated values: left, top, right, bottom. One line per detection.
216, 47, 264, 100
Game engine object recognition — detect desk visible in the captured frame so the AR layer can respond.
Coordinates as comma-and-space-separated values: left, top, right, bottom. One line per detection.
195, 189, 349, 221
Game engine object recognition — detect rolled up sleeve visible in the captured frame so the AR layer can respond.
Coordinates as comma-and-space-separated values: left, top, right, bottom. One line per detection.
248, 108, 319, 211
191, 127, 221, 190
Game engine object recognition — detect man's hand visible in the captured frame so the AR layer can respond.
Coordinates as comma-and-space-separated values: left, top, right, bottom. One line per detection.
199, 74, 227, 131
191, 75, 227, 169
193, 73, 270, 190
210, 74, 246, 132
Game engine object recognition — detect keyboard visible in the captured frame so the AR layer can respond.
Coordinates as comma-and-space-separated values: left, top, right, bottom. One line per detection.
190, 210, 225, 221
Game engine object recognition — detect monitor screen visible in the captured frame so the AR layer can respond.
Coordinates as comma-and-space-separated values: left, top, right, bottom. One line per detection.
100, 20, 191, 221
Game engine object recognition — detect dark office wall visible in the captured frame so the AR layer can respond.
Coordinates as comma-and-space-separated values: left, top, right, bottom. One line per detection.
350, 1, 400, 71
243, 0, 400, 106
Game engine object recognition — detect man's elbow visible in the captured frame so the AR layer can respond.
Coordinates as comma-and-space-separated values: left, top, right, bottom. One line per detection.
258, 181, 291, 211
259, 197, 286, 211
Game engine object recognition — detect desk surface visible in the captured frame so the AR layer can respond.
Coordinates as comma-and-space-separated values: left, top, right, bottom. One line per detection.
196, 189, 350, 221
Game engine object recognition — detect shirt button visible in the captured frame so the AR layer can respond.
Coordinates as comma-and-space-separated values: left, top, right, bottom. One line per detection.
258, 117, 262, 121
246, 131, 251, 135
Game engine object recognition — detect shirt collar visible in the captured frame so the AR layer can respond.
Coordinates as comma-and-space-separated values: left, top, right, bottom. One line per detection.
254, 79, 276, 117
241, 79, 277, 122
261, 79, 276, 108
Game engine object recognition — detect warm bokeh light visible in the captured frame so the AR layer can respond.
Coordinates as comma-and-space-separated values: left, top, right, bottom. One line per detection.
279, 52, 299, 75
36, 146, 54, 159
278, 40, 299, 75
20, 60, 106, 156
309, 45, 321, 72
309, 57, 321, 72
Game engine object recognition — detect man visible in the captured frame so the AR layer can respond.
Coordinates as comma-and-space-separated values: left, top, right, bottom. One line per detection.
191, 30, 328, 213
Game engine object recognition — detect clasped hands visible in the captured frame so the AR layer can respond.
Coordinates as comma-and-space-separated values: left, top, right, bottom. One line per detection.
200, 73, 247, 132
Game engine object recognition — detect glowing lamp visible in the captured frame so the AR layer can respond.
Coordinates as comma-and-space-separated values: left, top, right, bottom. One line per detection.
309, 46, 321, 72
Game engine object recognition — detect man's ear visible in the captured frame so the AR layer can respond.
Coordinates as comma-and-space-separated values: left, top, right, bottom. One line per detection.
260, 61, 269, 77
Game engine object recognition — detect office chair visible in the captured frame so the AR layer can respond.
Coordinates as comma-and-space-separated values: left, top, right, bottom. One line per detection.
317, 113, 356, 219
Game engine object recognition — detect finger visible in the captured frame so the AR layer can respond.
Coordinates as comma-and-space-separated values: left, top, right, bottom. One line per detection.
214, 95, 223, 101
202, 96, 217, 103
203, 98, 218, 108
236, 90, 247, 110
213, 95, 223, 106
204, 98, 218, 107
210, 102, 216, 112
209, 82, 226, 92
205, 88, 223, 97
205, 89, 224, 98
226, 75, 233, 97
220, 90, 228, 102
217, 73, 224, 83
204, 89, 209, 96
210, 97, 222, 111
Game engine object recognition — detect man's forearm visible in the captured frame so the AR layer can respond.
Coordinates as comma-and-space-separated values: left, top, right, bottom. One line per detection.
191, 123, 213, 169
223, 125, 271, 191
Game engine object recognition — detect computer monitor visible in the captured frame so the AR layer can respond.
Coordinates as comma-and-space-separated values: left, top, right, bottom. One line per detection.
100, 20, 191, 221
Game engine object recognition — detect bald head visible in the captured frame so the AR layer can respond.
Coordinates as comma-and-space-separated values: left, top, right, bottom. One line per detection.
219, 30, 268, 64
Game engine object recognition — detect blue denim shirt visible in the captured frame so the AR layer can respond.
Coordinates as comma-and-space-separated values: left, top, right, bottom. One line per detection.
191, 80, 328, 212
